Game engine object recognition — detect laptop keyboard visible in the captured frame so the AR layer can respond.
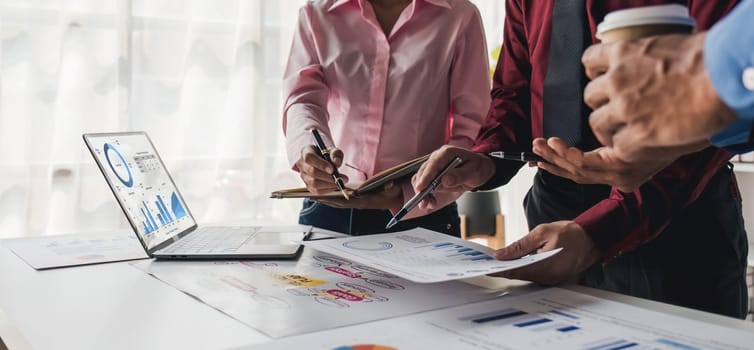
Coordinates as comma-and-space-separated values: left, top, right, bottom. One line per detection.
161, 226, 258, 254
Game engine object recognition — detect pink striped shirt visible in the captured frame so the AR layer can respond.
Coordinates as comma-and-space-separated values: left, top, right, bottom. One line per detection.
283, 0, 490, 214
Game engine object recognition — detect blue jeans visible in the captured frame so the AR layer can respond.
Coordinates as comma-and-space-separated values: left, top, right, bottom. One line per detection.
298, 199, 460, 237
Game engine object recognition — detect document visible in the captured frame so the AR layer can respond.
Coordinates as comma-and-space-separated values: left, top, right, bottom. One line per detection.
3, 231, 148, 270
246, 287, 754, 350
131, 248, 503, 338
303, 228, 560, 283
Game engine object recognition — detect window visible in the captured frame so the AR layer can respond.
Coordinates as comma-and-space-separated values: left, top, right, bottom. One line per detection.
0, 0, 504, 238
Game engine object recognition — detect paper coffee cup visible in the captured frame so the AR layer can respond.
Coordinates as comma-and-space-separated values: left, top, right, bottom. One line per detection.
596, 4, 696, 43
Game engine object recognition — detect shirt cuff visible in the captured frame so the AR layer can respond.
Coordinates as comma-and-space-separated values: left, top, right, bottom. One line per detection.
471, 154, 525, 191
710, 117, 754, 149
572, 192, 639, 262
704, 0, 754, 136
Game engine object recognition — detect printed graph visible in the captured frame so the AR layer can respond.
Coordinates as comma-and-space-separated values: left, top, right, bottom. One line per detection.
332, 345, 396, 350
458, 307, 702, 350
416, 242, 493, 261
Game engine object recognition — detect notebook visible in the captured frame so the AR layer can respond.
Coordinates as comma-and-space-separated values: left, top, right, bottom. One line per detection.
83, 131, 310, 260
270, 154, 430, 199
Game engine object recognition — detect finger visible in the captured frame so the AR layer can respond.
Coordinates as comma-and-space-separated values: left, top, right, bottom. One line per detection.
414, 147, 464, 191
305, 178, 340, 194
495, 233, 544, 260
330, 148, 344, 168
413, 150, 458, 191
412, 161, 429, 188
545, 137, 571, 157
534, 138, 580, 175
302, 147, 335, 174
418, 194, 439, 210
582, 43, 612, 80
300, 162, 343, 184
532, 141, 576, 178
583, 75, 610, 110
438, 166, 479, 192
588, 105, 620, 148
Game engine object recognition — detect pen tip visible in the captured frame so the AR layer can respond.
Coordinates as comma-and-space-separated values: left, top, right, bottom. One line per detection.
385, 218, 397, 230
341, 190, 350, 200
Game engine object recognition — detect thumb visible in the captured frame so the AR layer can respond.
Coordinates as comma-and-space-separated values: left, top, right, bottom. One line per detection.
330, 148, 344, 167
495, 234, 542, 260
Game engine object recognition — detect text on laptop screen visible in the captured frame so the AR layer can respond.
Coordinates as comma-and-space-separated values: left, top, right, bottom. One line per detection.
87, 134, 195, 249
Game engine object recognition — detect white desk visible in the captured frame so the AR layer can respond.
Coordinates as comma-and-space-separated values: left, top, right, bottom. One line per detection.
0, 243, 268, 350
1, 242, 752, 350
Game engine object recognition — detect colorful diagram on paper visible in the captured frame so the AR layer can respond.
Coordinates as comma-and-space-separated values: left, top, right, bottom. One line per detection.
332, 345, 397, 350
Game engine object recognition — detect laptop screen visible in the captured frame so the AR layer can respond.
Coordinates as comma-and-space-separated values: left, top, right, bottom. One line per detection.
84, 132, 196, 250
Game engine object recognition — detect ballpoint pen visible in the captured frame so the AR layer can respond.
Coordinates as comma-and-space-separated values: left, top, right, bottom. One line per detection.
309, 128, 350, 200
385, 156, 463, 229
489, 151, 545, 163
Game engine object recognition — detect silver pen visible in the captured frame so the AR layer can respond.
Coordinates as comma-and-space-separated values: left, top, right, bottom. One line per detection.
385, 156, 463, 229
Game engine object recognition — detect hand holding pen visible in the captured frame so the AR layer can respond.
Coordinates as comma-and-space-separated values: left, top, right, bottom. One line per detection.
295, 128, 350, 200
411, 146, 498, 210
387, 156, 463, 229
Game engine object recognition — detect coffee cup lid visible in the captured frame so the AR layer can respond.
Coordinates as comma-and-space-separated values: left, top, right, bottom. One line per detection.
597, 4, 697, 34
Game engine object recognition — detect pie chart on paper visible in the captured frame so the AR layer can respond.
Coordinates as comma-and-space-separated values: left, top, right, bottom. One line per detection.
332, 345, 396, 350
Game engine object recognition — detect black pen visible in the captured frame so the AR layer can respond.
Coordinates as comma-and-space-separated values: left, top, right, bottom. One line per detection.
386, 156, 463, 229
489, 151, 545, 163
309, 128, 349, 200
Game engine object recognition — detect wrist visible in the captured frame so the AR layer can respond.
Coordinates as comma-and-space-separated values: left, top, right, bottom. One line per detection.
569, 221, 602, 267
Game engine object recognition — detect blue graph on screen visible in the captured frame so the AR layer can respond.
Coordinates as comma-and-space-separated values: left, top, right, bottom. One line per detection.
141, 194, 185, 234
171, 192, 187, 219
141, 201, 158, 234
103, 143, 133, 187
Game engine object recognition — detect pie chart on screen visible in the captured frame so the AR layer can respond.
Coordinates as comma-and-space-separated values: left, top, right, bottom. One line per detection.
332, 345, 396, 350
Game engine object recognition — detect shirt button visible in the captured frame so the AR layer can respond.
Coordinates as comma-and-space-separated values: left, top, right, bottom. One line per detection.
743, 67, 754, 91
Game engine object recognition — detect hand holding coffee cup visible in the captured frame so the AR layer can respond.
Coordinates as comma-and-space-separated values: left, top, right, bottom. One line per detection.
567, 4, 728, 190
582, 4, 726, 164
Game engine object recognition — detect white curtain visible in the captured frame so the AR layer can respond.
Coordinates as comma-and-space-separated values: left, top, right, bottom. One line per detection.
0, 0, 511, 239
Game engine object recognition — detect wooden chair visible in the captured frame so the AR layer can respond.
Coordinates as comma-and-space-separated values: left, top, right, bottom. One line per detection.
457, 190, 505, 250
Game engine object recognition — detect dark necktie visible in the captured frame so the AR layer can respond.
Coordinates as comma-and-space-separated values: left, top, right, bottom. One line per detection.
542, 0, 590, 147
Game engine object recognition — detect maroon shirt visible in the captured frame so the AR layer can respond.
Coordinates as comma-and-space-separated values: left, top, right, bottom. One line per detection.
472, 0, 739, 261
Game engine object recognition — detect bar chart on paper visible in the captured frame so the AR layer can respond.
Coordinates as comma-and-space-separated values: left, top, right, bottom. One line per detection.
459, 306, 657, 349
446, 290, 751, 350
304, 229, 561, 283
252, 288, 754, 350
417, 242, 495, 262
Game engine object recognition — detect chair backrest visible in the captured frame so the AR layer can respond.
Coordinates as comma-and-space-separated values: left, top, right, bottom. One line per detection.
456, 190, 501, 235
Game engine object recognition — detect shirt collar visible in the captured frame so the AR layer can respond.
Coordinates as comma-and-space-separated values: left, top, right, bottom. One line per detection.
327, 0, 451, 12
327, 0, 351, 12
423, 0, 451, 9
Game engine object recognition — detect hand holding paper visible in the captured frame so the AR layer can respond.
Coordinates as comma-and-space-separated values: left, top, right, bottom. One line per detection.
303, 228, 561, 283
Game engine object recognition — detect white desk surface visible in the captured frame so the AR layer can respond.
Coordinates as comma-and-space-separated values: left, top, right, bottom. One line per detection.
1, 241, 752, 350
0, 243, 268, 350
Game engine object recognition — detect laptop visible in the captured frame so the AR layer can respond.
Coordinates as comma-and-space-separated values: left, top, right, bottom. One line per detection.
83, 131, 310, 260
